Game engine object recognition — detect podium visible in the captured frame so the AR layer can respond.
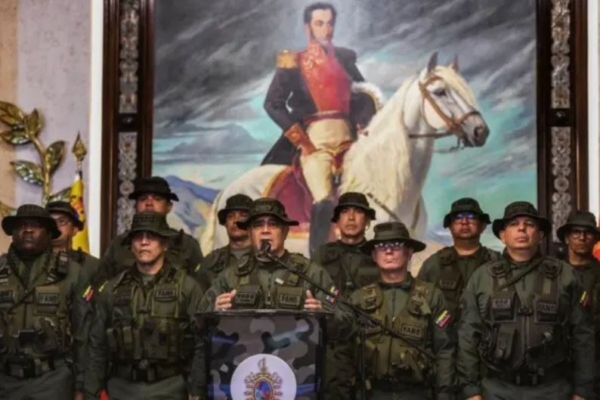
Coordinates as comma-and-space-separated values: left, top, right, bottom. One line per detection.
198, 309, 330, 400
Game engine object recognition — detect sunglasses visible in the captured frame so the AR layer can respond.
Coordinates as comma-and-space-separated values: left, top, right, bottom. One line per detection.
452, 212, 477, 221
569, 229, 597, 239
374, 241, 406, 251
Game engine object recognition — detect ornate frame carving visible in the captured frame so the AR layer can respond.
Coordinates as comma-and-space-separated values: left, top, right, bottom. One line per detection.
100, 0, 589, 252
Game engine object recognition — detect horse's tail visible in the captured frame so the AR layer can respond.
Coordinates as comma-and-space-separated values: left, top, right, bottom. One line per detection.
199, 191, 223, 254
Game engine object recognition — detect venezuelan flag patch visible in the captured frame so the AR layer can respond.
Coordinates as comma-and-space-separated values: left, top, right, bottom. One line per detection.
435, 310, 451, 328
325, 285, 339, 304
580, 291, 591, 307
82, 285, 94, 302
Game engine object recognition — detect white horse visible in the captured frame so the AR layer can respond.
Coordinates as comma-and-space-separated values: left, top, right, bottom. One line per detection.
201, 52, 489, 256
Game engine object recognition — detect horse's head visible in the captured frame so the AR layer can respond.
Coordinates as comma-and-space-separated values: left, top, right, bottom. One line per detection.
416, 52, 489, 147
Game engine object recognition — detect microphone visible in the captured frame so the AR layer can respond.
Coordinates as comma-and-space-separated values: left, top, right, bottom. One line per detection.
258, 240, 271, 257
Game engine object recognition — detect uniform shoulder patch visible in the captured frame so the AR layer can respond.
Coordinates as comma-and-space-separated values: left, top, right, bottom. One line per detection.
277, 50, 298, 69
82, 285, 94, 302
580, 290, 591, 307
435, 309, 452, 328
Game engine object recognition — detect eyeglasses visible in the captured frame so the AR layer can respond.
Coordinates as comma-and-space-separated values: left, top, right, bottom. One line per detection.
453, 212, 477, 221
374, 241, 406, 251
52, 216, 72, 227
250, 218, 282, 229
569, 229, 597, 240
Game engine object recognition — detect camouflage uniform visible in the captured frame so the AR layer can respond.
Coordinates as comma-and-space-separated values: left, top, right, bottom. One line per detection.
557, 210, 600, 396
457, 202, 594, 399
96, 177, 203, 284
196, 194, 252, 290
350, 222, 456, 400
0, 205, 84, 400
84, 213, 205, 400
418, 198, 499, 318
313, 192, 379, 399
195, 198, 352, 397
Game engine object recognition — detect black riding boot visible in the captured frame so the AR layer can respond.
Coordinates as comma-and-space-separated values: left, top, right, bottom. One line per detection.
309, 199, 335, 257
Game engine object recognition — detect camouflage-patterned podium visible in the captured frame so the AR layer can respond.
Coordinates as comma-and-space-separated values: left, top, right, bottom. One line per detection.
198, 309, 330, 400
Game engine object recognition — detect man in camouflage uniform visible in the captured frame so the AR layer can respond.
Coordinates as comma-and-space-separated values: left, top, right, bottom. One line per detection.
418, 198, 499, 318
46, 201, 100, 280
197, 194, 252, 290
97, 176, 203, 283
198, 198, 352, 396
0, 205, 84, 399
84, 212, 205, 400
557, 210, 600, 396
45, 201, 101, 400
312, 192, 378, 399
350, 222, 455, 399
458, 201, 594, 400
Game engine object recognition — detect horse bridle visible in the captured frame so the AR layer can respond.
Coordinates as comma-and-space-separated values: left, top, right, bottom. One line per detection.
408, 75, 481, 147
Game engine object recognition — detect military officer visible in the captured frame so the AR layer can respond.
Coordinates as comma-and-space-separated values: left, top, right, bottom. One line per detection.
457, 201, 594, 400
262, 2, 378, 254
197, 198, 351, 397
97, 176, 203, 283
557, 210, 600, 395
350, 221, 455, 399
418, 198, 499, 318
0, 205, 84, 399
46, 201, 100, 278
197, 194, 252, 289
84, 212, 204, 400
313, 192, 379, 399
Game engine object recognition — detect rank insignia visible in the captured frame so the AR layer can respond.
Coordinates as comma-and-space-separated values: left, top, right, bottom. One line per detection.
82, 285, 94, 302
325, 285, 339, 304
580, 291, 591, 308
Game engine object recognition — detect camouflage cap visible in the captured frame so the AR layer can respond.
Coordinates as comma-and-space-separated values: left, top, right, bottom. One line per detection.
124, 211, 178, 243
2, 204, 60, 239
556, 210, 600, 242
128, 176, 179, 201
443, 197, 491, 228
331, 192, 376, 222
361, 221, 426, 254
217, 194, 253, 225
236, 198, 299, 229
45, 201, 84, 230
492, 201, 551, 238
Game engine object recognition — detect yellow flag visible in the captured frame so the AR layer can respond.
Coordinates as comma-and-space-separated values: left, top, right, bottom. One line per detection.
70, 172, 90, 253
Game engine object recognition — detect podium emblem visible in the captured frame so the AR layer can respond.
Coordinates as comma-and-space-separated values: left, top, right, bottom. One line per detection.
231, 354, 297, 400
244, 357, 282, 400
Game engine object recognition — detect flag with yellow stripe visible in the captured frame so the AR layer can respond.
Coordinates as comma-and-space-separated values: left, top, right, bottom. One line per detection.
70, 171, 90, 253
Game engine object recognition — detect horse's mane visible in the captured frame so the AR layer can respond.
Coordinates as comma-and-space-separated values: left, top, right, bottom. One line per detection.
340, 74, 414, 207
340, 65, 474, 209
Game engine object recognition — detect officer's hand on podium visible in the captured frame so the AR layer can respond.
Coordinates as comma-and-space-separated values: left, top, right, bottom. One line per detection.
303, 290, 322, 311
214, 290, 237, 311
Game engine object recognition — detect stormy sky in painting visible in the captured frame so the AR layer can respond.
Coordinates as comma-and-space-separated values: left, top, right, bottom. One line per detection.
153, 0, 536, 248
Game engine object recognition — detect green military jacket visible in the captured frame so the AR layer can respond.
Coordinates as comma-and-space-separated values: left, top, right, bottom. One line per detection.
313, 240, 379, 293
350, 276, 455, 398
196, 245, 251, 292
84, 262, 204, 398
570, 258, 600, 360
313, 240, 378, 400
0, 248, 83, 375
96, 229, 203, 285
457, 254, 594, 399
418, 246, 500, 317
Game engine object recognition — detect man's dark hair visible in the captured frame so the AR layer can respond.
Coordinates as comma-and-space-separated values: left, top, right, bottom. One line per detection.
303, 2, 337, 25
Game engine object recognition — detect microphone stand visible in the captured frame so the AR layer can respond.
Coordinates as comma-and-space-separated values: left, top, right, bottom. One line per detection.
260, 249, 436, 361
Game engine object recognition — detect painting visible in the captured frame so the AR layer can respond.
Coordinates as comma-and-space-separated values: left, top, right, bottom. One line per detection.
151, 0, 538, 264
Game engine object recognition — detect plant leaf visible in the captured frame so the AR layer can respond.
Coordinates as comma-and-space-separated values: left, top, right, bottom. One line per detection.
1, 128, 30, 145
0, 101, 25, 127
0, 200, 15, 218
10, 160, 43, 186
24, 109, 43, 138
47, 187, 71, 204
45, 141, 65, 174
